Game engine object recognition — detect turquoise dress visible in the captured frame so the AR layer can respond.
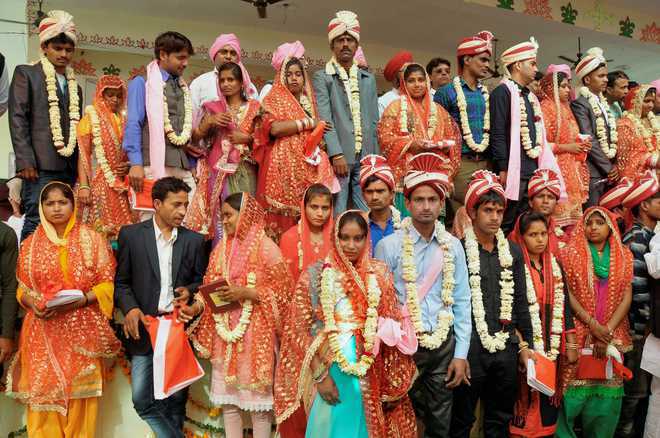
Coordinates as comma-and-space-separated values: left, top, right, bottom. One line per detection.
305, 295, 369, 438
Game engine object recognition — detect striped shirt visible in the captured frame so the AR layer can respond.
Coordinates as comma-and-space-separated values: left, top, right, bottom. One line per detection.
623, 222, 654, 339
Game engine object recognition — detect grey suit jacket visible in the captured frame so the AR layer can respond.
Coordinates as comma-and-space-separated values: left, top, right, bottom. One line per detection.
313, 64, 379, 165
570, 95, 613, 178
9, 62, 82, 174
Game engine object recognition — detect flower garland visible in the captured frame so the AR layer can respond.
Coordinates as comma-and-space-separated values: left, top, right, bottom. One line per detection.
624, 109, 660, 154
213, 235, 256, 343
299, 93, 314, 118
519, 89, 544, 159
41, 56, 80, 157
464, 227, 515, 353
399, 95, 438, 139
579, 87, 618, 159
163, 77, 193, 146
320, 263, 381, 377
453, 76, 490, 153
390, 205, 402, 230
401, 217, 455, 349
331, 59, 363, 155
522, 257, 565, 361
86, 105, 125, 191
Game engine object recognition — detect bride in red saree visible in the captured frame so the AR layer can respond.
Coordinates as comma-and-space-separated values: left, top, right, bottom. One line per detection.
256, 41, 337, 240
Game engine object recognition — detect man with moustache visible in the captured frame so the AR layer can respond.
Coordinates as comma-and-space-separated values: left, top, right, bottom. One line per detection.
314, 10, 380, 214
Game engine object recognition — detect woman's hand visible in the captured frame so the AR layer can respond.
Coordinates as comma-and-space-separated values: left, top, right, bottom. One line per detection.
590, 320, 613, 344
408, 139, 426, 155
317, 374, 340, 405
217, 285, 257, 302
560, 142, 587, 154
566, 347, 579, 364
116, 161, 131, 177
593, 340, 608, 359
77, 186, 91, 205
322, 120, 333, 133
22, 295, 56, 319
215, 112, 234, 128
229, 130, 252, 145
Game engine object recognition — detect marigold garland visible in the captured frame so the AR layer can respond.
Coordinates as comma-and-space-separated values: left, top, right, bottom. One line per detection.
41, 56, 80, 157
579, 87, 618, 159
464, 227, 514, 353
320, 262, 381, 377
163, 77, 193, 146
401, 217, 455, 349
453, 76, 490, 153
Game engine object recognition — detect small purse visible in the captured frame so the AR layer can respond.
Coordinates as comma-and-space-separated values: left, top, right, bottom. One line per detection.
576, 335, 632, 381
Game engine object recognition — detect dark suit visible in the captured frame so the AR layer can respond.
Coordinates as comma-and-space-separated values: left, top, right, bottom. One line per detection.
114, 219, 207, 355
571, 95, 614, 206
114, 219, 207, 438
9, 62, 82, 239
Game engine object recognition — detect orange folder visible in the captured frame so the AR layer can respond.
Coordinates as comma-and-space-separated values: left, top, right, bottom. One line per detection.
527, 352, 557, 397
127, 177, 155, 211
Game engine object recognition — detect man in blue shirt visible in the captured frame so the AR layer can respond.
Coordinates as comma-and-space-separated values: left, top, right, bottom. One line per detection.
435, 31, 494, 223
375, 153, 471, 437
359, 154, 399, 254
123, 31, 199, 220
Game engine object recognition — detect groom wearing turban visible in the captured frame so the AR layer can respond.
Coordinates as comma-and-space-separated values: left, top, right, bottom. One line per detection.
313, 10, 380, 215
9, 10, 82, 240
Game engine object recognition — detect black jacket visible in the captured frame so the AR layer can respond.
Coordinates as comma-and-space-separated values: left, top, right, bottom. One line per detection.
114, 220, 208, 355
8, 62, 81, 173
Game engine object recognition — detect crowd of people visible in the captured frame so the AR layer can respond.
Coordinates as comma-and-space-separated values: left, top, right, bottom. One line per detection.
1, 7, 660, 438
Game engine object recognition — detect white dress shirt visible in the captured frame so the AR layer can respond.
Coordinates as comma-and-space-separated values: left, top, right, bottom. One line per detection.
378, 88, 400, 117
154, 218, 178, 313
190, 70, 259, 117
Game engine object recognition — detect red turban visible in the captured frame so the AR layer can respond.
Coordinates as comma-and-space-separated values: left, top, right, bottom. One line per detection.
359, 155, 395, 190
465, 170, 506, 212
528, 168, 561, 199
403, 153, 451, 199
384, 51, 414, 82
457, 31, 494, 73
622, 171, 660, 209
599, 177, 634, 210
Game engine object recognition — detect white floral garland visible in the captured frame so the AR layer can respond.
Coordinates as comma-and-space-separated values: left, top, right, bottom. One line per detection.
401, 217, 455, 349
320, 264, 381, 377
41, 56, 80, 157
86, 105, 123, 190
519, 89, 543, 159
464, 227, 515, 353
523, 256, 564, 361
213, 235, 257, 343
623, 110, 660, 154
331, 59, 363, 155
579, 87, 618, 159
163, 78, 193, 146
399, 95, 438, 139
453, 76, 490, 153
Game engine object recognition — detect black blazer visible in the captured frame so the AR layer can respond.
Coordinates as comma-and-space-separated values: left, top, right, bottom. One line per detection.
8, 62, 82, 173
114, 219, 208, 355
570, 95, 613, 179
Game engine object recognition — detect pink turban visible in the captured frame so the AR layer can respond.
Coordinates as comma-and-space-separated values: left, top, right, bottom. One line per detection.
546, 64, 572, 79
354, 47, 368, 68
651, 79, 660, 94
39, 10, 77, 44
271, 41, 305, 71
208, 33, 242, 63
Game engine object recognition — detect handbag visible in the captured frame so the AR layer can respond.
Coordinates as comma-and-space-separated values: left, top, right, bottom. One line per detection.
576, 335, 632, 381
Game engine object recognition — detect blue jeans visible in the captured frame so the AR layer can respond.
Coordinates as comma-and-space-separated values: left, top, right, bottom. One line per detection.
131, 354, 188, 438
20, 170, 75, 241
333, 160, 367, 215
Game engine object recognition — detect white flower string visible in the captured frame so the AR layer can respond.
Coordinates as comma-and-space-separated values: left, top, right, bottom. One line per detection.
624, 109, 660, 155
579, 87, 618, 159
331, 59, 363, 155
320, 263, 381, 377
524, 257, 565, 361
213, 234, 256, 343
42, 56, 80, 157
519, 89, 543, 159
453, 76, 490, 153
86, 105, 124, 191
163, 77, 193, 146
464, 227, 514, 353
399, 94, 438, 139
401, 217, 456, 349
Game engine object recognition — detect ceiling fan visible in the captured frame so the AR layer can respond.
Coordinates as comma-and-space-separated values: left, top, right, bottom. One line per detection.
558, 37, 613, 67
241, 0, 285, 19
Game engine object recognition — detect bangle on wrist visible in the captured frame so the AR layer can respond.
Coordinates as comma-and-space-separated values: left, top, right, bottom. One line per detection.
314, 367, 329, 384
295, 120, 303, 133
332, 154, 344, 161
79, 184, 90, 190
